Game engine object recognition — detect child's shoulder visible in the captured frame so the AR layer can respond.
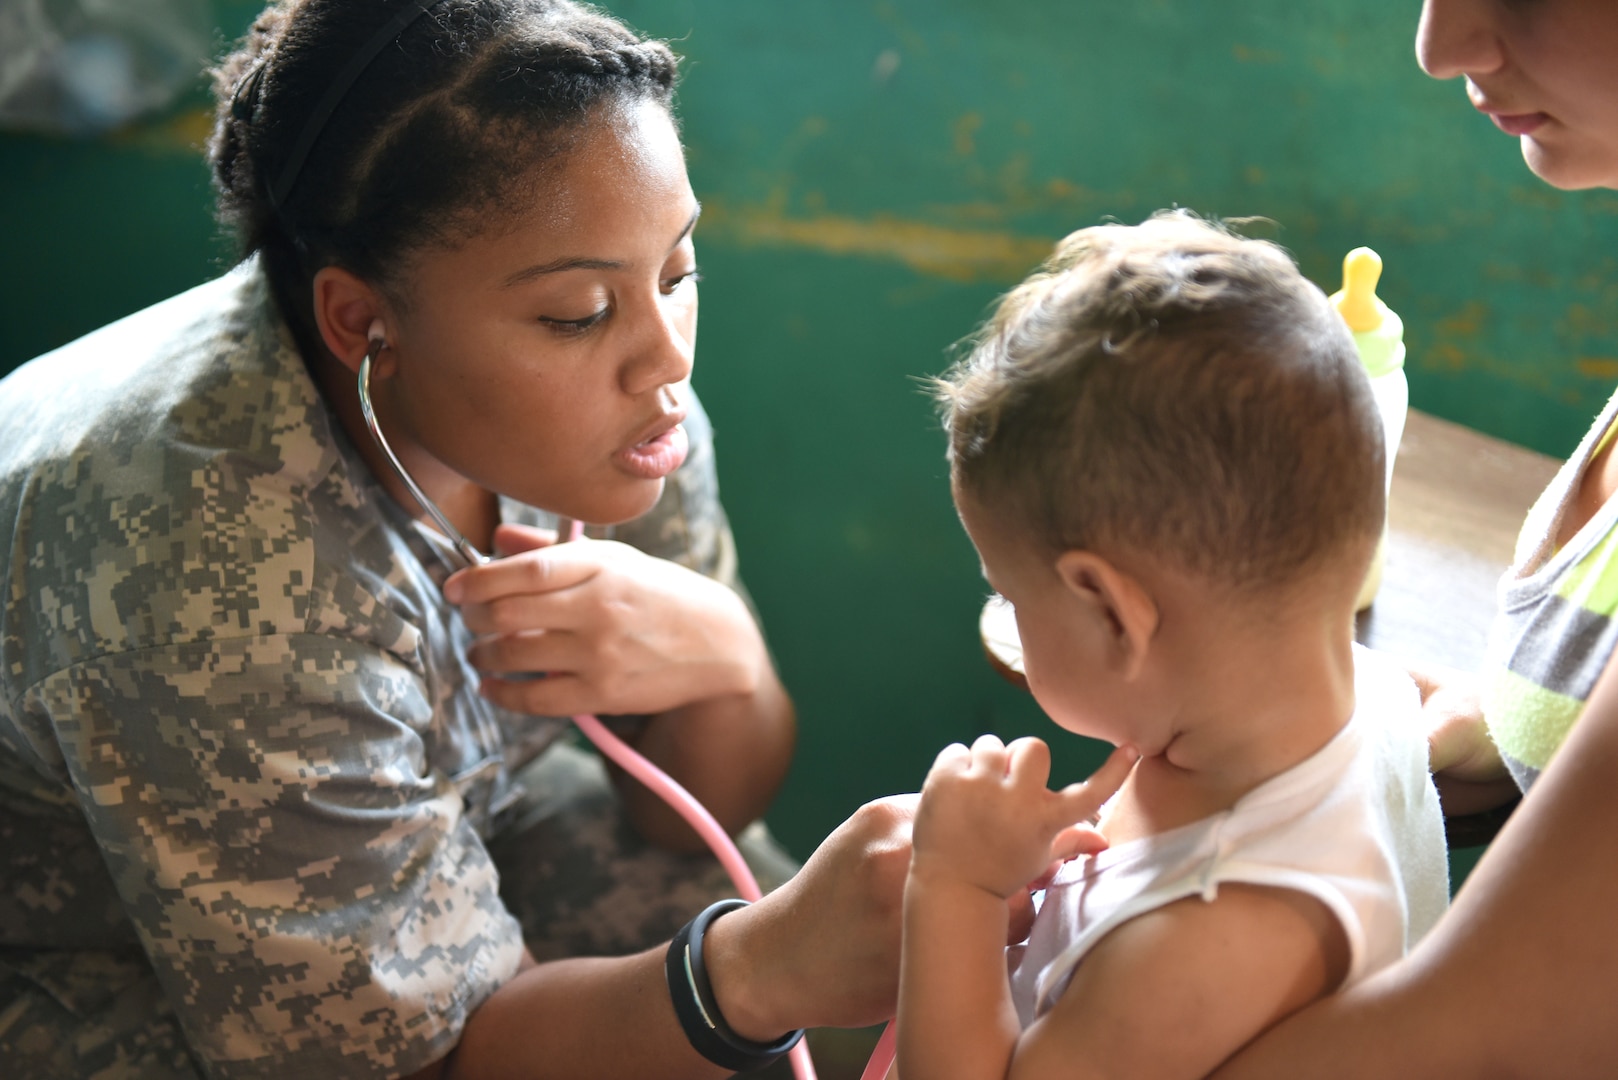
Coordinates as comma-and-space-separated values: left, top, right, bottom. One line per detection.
1350, 643, 1423, 728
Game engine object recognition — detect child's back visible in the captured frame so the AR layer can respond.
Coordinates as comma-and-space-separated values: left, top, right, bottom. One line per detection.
899, 212, 1447, 1080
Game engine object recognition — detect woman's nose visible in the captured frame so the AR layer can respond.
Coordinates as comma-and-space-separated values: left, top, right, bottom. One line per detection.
1416, 0, 1505, 81
621, 292, 695, 395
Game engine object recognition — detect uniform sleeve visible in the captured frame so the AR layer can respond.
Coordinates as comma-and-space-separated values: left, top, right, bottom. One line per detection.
609, 388, 743, 592
36, 632, 525, 1080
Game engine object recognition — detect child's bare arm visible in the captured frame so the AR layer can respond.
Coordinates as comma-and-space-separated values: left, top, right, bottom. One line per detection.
1010, 884, 1349, 1080
897, 736, 1135, 1080
900, 867, 1027, 1079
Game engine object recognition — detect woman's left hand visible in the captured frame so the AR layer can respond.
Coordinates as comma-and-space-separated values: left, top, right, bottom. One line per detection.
443, 522, 767, 718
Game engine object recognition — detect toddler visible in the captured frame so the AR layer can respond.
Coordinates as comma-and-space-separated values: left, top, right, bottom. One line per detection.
898, 212, 1448, 1080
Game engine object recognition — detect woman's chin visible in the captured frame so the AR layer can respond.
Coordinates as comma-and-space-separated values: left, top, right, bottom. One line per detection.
566, 478, 668, 528
1521, 139, 1618, 191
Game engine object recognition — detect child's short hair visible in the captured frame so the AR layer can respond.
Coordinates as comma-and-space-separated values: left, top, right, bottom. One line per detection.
938, 211, 1385, 590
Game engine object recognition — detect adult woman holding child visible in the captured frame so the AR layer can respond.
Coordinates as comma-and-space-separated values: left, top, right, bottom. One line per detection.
0, 1, 931, 1076
1219, 0, 1618, 1073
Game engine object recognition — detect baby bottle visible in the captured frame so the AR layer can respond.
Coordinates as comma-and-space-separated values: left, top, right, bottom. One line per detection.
1330, 247, 1408, 611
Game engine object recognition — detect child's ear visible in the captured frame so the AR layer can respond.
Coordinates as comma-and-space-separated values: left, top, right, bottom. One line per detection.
1054, 550, 1159, 679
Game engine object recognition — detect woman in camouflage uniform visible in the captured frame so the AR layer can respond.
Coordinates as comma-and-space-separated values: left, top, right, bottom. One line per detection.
0, 2, 912, 1076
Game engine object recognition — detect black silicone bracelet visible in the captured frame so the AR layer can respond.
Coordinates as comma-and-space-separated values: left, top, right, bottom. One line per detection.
665, 899, 805, 1072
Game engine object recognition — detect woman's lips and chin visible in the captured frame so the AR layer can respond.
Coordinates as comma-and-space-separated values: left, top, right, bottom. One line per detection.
613, 423, 689, 480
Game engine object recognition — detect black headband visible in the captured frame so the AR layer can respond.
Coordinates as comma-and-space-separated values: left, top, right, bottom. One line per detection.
261, 0, 448, 212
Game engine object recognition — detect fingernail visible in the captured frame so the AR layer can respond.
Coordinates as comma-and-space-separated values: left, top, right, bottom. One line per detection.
443, 577, 463, 604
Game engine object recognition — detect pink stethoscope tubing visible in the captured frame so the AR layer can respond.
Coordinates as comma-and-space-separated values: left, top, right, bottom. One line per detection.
554, 534, 904, 1080
554, 520, 827, 1080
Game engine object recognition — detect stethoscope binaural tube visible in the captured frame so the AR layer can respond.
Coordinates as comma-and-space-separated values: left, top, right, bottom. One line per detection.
357, 338, 490, 568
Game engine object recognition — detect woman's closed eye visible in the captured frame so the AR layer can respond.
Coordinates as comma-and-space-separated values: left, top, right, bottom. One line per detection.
661, 268, 702, 295
539, 307, 610, 334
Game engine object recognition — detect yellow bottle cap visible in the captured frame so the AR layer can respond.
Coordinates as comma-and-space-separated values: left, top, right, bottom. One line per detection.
1329, 246, 1405, 378
1335, 247, 1383, 332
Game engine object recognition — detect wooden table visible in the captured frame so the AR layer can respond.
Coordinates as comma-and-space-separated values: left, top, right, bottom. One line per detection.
1355, 410, 1560, 671
979, 410, 1562, 844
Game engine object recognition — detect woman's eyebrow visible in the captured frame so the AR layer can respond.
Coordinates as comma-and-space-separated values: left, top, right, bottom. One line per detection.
671, 202, 702, 252
501, 203, 704, 289
502, 256, 622, 288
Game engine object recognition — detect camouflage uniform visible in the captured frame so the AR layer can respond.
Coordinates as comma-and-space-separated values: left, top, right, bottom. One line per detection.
0, 264, 795, 1078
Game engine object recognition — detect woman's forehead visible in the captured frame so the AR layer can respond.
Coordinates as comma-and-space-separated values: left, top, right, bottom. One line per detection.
539, 99, 693, 239
405, 100, 695, 291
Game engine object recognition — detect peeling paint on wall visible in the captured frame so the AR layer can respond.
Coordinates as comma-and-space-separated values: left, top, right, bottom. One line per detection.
700, 198, 1055, 282
108, 107, 214, 153
1576, 358, 1618, 381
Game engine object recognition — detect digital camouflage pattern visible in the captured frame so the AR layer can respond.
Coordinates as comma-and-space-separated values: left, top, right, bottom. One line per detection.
0, 264, 788, 1078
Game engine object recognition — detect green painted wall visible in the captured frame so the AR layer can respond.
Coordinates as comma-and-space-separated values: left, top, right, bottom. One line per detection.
3, 1, 1616, 860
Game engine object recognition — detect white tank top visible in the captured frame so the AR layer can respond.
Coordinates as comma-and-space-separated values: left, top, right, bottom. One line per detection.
1007, 646, 1449, 1025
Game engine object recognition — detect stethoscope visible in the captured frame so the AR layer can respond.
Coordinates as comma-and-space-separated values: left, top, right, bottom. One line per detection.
359, 326, 490, 569
355, 327, 842, 1080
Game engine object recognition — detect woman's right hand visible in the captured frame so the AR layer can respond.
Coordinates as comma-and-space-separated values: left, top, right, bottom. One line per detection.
703, 795, 917, 1039
1407, 661, 1519, 817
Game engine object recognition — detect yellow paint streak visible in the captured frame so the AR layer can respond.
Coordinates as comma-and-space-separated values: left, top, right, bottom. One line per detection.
953, 112, 983, 157
1436, 301, 1489, 340
701, 200, 1053, 282
1566, 302, 1617, 337
112, 107, 215, 152
1509, 185, 1563, 212
1425, 342, 1469, 373
926, 179, 1121, 228
1577, 357, 1618, 380
1232, 43, 1283, 64
872, 1, 930, 57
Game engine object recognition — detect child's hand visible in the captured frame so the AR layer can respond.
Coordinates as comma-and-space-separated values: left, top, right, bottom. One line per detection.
910, 734, 1138, 900
1406, 659, 1519, 816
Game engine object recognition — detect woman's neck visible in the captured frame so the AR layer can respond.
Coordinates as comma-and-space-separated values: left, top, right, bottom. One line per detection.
306, 347, 501, 555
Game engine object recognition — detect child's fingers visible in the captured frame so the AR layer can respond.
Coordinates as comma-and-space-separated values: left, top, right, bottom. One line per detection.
928, 741, 972, 779
1006, 887, 1037, 945
1049, 823, 1110, 862
968, 732, 1007, 773
1005, 736, 1053, 788
1055, 744, 1139, 822
1028, 860, 1065, 893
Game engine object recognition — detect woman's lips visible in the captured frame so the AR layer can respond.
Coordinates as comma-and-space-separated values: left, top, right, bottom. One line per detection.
1486, 110, 1549, 137
615, 422, 688, 480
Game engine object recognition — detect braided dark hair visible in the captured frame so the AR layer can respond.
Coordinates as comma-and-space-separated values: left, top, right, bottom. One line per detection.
209, 0, 679, 356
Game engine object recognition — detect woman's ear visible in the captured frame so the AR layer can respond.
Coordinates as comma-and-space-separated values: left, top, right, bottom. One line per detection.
311, 266, 392, 376
1054, 550, 1159, 680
